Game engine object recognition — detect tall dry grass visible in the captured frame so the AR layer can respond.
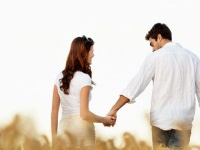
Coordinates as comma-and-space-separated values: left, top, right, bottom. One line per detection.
0, 114, 199, 150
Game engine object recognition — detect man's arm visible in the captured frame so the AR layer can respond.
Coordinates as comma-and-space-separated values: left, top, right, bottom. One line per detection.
104, 95, 130, 126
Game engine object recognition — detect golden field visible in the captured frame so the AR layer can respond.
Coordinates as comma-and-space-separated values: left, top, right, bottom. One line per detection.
0, 115, 200, 150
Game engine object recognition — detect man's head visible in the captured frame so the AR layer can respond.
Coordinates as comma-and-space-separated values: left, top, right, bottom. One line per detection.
145, 23, 172, 52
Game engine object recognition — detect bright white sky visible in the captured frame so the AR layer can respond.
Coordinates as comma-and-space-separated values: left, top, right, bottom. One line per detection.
0, 0, 200, 146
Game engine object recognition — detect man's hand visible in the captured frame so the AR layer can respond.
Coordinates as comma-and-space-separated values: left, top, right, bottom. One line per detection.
103, 110, 117, 127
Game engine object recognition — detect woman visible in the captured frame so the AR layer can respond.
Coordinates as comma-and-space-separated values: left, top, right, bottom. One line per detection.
51, 35, 115, 149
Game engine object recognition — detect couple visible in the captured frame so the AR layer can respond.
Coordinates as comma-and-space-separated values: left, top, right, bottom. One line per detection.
51, 23, 200, 150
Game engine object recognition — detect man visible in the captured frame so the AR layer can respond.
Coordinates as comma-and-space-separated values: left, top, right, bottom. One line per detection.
106, 23, 200, 150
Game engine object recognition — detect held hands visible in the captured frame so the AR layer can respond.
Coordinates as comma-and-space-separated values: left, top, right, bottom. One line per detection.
103, 110, 117, 127
103, 115, 116, 127
102, 95, 128, 127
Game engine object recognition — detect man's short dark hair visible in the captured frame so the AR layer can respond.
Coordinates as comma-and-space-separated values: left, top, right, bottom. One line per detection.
145, 23, 172, 41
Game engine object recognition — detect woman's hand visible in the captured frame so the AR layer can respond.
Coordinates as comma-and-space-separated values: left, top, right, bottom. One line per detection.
103, 115, 116, 127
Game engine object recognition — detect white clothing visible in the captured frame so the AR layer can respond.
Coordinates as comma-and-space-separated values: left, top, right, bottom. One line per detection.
55, 71, 92, 119
121, 42, 200, 130
55, 71, 95, 147
58, 114, 95, 148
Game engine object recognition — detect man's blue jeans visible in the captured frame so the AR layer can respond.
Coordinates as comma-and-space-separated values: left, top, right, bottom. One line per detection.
152, 126, 191, 150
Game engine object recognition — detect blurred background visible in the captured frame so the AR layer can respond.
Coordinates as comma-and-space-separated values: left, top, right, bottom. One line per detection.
0, 0, 200, 147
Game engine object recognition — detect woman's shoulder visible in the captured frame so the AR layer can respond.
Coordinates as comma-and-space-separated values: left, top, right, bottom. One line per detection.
75, 71, 90, 78
54, 71, 63, 85
73, 71, 91, 85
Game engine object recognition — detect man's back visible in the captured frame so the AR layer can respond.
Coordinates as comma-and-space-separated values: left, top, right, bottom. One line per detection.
150, 42, 200, 130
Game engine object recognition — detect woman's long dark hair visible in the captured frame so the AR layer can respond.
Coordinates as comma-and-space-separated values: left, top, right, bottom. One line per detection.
60, 35, 94, 94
